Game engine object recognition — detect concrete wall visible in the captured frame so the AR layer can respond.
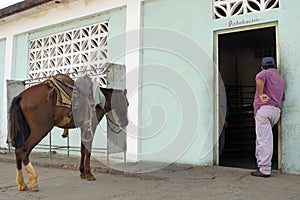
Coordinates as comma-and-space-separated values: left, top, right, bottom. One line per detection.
279, 0, 300, 174
0, 0, 140, 161
139, 0, 300, 173
140, 0, 214, 165
210, 1, 300, 174
0, 39, 6, 146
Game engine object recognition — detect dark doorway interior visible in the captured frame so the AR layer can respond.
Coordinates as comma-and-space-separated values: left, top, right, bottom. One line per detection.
218, 27, 278, 169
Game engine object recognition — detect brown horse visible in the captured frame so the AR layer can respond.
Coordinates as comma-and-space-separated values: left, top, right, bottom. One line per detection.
9, 75, 129, 191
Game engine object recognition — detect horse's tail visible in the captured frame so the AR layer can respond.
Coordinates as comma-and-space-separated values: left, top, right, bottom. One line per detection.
9, 96, 30, 148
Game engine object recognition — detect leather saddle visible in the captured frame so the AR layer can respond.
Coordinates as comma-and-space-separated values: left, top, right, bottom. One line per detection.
53, 74, 75, 98
43, 74, 75, 138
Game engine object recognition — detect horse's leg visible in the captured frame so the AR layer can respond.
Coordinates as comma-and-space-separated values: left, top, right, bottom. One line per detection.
80, 140, 96, 181
80, 142, 86, 179
15, 153, 28, 191
84, 117, 100, 181
25, 162, 38, 192
85, 147, 96, 181
15, 145, 38, 191
15, 130, 48, 192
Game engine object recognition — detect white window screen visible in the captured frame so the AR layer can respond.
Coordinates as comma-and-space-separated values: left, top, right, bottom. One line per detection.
28, 21, 109, 86
214, 0, 279, 19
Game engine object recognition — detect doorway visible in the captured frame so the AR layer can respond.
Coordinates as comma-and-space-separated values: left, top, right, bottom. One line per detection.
217, 26, 279, 169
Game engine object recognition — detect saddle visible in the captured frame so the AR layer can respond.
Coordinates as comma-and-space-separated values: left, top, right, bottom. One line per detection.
43, 74, 103, 138
54, 74, 75, 97
44, 74, 74, 108
44, 74, 75, 137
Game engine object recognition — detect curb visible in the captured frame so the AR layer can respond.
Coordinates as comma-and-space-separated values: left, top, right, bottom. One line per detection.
0, 155, 167, 182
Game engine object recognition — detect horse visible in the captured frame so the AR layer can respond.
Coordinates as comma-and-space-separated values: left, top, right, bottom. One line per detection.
8, 74, 129, 191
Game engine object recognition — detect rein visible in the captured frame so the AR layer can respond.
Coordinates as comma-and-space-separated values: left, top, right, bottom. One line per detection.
103, 108, 123, 134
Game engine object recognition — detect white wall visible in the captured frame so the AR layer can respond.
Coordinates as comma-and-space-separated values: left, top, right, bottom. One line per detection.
0, 0, 142, 161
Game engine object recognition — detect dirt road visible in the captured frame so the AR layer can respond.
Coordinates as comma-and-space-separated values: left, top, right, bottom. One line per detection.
1, 161, 300, 200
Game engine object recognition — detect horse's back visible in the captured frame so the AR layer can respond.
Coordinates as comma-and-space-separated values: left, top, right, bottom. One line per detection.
19, 84, 55, 121
19, 83, 52, 107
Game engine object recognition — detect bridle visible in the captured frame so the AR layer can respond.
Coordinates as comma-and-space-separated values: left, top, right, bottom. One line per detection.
102, 90, 128, 134
103, 107, 124, 134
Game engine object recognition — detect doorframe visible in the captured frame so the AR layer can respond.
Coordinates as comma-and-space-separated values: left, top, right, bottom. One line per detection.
213, 22, 281, 170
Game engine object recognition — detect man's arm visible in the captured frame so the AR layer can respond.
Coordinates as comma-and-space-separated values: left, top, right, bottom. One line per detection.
256, 78, 270, 103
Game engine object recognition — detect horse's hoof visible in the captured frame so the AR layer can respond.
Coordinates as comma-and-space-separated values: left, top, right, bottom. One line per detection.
86, 175, 96, 181
80, 173, 86, 179
18, 185, 28, 191
29, 185, 39, 192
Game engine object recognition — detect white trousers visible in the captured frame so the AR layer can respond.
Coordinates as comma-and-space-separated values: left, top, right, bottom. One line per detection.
255, 105, 281, 175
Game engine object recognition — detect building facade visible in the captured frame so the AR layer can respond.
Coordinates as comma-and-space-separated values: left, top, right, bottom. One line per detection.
0, 0, 299, 174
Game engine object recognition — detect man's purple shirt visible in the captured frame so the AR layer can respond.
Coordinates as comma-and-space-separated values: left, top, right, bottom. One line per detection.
253, 68, 286, 116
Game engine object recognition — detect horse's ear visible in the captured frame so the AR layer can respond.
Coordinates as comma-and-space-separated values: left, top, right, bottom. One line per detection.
124, 89, 127, 96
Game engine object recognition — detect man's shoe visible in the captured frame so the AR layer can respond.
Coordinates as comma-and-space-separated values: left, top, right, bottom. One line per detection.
251, 170, 270, 178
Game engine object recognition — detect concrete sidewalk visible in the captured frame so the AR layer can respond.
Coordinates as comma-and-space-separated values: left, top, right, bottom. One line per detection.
0, 149, 213, 180
1, 149, 300, 200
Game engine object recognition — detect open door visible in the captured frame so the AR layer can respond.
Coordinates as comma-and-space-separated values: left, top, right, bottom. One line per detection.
217, 25, 279, 169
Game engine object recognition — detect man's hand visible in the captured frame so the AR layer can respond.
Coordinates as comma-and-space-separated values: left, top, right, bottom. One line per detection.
259, 94, 270, 103
256, 78, 270, 103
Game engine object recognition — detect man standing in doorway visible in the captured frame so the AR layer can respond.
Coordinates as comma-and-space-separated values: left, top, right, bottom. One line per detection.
251, 57, 286, 178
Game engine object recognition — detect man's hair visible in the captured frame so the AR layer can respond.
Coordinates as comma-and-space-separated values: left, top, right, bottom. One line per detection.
262, 64, 276, 69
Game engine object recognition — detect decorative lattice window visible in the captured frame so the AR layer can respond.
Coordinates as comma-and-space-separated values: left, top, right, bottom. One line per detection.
28, 21, 109, 86
214, 0, 279, 19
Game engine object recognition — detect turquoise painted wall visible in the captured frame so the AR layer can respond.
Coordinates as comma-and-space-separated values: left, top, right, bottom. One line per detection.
141, 0, 214, 165
0, 39, 5, 144
140, 0, 300, 173
279, 0, 300, 174
13, 34, 29, 80
11, 7, 126, 155
210, 0, 300, 173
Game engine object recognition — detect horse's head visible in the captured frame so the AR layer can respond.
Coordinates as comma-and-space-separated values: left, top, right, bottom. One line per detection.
107, 89, 129, 128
